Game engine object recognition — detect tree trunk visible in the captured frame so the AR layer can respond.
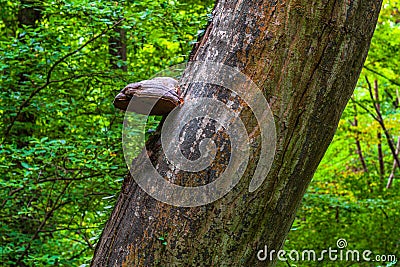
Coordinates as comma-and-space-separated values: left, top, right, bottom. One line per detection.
386, 136, 400, 189
92, 0, 382, 266
18, 0, 42, 28
13, 0, 42, 145
109, 26, 127, 72
374, 80, 385, 180
352, 103, 368, 172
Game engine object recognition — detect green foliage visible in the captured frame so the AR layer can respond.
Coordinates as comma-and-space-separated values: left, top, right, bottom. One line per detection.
1, 0, 399, 266
280, 1, 400, 265
0, 0, 212, 265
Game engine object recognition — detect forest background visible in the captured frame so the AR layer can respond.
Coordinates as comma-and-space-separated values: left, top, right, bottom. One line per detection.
0, 0, 399, 266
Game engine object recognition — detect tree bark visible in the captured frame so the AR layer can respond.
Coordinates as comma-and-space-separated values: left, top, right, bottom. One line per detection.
92, 0, 382, 266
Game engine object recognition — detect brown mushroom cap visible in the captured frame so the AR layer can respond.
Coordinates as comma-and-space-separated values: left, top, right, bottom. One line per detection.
113, 77, 180, 115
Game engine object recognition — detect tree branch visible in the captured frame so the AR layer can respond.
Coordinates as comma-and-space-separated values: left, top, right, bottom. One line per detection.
363, 65, 400, 87
386, 136, 400, 189
2, 18, 125, 142
365, 76, 400, 172
16, 180, 73, 265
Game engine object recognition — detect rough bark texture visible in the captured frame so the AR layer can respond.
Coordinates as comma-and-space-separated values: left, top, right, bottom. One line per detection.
92, 0, 382, 266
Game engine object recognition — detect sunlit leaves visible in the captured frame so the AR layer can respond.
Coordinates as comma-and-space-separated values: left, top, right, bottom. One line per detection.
282, 2, 400, 265
0, 0, 213, 265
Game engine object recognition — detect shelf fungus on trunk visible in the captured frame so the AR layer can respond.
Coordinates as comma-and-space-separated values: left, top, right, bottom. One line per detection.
113, 77, 183, 115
